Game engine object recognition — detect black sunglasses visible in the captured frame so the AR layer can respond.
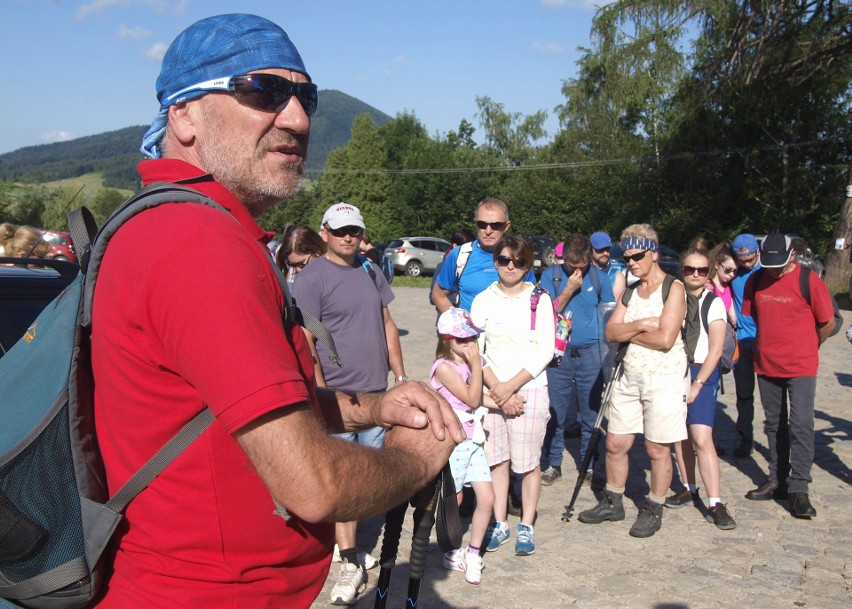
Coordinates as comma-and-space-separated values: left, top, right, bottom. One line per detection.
326, 225, 363, 239
683, 265, 710, 277
623, 250, 649, 263
475, 220, 508, 231
495, 255, 529, 269
165, 74, 318, 117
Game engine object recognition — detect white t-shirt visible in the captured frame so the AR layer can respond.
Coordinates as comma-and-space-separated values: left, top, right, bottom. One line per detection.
692, 290, 727, 365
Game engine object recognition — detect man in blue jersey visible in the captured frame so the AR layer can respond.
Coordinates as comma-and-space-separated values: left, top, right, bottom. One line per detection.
730, 233, 761, 458
431, 197, 534, 313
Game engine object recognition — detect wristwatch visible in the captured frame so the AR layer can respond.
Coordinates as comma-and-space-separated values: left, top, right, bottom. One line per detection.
395, 375, 409, 382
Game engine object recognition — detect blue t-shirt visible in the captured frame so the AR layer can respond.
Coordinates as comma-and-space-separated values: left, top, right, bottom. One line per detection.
436, 240, 535, 312
539, 264, 614, 348
731, 263, 760, 341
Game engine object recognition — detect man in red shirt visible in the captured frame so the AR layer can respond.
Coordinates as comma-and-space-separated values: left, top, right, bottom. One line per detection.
741, 233, 835, 519
91, 14, 463, 609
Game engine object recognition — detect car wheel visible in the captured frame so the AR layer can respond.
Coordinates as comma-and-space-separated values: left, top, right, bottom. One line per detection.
405, 261, 423, 277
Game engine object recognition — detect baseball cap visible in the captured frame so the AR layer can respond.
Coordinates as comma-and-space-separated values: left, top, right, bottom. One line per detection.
437, 308, 483, 339
590, 231, 611, 250
759, 233, 794, 268
732, 233, 759, 257
322, 202, 365, 230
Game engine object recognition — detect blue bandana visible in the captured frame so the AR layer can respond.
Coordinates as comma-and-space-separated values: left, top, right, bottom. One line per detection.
620, 236, 658, 252
141, 14, 310, 159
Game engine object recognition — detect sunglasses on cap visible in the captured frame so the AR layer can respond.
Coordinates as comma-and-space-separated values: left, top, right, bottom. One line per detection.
164, 74, 318, 117
495, 255, 529, 269
682, 265, 710, 277
622, 250, 649, 263
326, 225, 363, 238
475, 220, 508, 231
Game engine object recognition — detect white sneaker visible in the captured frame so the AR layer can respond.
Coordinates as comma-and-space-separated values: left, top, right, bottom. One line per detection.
329, 559, 367, 606
333, 544, 379, 570
464, 551, 483, 585
442, 548, 466, 572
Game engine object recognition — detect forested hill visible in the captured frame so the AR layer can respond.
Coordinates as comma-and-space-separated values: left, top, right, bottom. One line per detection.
0, 89, 390, 190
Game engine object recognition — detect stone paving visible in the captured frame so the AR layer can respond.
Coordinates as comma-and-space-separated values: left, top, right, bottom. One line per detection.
312, 287, 852, 609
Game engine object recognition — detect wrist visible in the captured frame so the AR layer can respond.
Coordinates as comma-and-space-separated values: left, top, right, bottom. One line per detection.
694, 378, 703, 385
394, 375, 409, 383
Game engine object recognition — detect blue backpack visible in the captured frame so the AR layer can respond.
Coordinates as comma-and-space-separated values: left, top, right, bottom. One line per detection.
0, 183, 338, 609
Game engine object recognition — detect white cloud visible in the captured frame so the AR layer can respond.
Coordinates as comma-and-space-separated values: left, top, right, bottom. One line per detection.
116, 24, 152, 40
41, 130, 74, 144
531, 41, 566, 54
394, 55, 408, 68
145, 41, 168, 61
75, 0, 189, 20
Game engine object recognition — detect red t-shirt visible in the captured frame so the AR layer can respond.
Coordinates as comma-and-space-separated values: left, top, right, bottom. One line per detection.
92, 159, 333, 608
742, 264, 834, 377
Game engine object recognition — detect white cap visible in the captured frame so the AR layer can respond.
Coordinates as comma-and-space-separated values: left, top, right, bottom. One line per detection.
321, 202, 365, 230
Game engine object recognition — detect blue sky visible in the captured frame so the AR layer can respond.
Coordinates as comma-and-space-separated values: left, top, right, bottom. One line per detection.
0, 0, 612, 155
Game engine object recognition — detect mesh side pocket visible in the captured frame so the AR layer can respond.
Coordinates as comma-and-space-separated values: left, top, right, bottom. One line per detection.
0, 406, 85, 582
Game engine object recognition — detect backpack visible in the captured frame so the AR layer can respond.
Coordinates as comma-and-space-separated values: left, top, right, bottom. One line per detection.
429, 241, 472, 307
530, 286, 572, 368
0, 183, 339, 609
752, 266, 843, 338
696, 291, 740, 373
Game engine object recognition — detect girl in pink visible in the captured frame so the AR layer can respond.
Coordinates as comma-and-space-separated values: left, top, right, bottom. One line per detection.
707, 241, 738, 326
430, 307, 495, 585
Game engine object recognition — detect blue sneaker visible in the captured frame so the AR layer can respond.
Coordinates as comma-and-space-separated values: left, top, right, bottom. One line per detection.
515, 523, 535, 556
485, 521, 510, 552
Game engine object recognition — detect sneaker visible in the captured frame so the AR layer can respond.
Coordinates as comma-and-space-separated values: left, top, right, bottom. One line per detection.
485, 521, 510, 552
629, 500, 664, 538
442, 548, 466, 572
541, 465, 562, 486
665, 488, 700, 509
329, 559, 367, 606
464, 552, 483, 584
515, 523, 536, 556
578, 490, 625, 524
707, 502, 737, 530
332, 544, 379, 570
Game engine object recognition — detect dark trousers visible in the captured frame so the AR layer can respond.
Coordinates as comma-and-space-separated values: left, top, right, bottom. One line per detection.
756, 375, 816, 494
732, 339, 756, 441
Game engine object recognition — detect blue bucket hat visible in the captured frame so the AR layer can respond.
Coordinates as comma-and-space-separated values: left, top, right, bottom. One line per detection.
141, 14, 310, 159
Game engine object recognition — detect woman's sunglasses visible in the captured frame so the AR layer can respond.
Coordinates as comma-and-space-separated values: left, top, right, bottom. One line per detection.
719, 265, 737, 274
622, 250, 649, 263
164, 73, 319, 117
326, 226, 364, 239
475, 220, 508, 231
287, 255, 313, 270
495, 255, 529, 269
452, 336, 478, 343
683, 266, 710, 277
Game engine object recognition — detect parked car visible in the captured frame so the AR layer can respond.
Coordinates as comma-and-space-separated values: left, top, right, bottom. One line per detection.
0, 257, 79, 358
383, 237, 452, 277
522, 235, 558, 277
42, 230, 77, 263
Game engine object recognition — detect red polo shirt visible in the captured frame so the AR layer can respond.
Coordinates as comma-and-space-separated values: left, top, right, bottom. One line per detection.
92, 159, 333, 609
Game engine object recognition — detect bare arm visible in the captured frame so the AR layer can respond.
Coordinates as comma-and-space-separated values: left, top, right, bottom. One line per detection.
383, 306, 406, 380
688, 319, 725, 404
817, 318, 835, 346
432, 282, 454, 314
300, 327, 327, 388
612, 271, 626, 302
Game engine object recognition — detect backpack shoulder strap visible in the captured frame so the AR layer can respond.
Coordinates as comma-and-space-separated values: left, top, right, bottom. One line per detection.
799, 265, 811, 305
589, 266, 602, 300
700, 290, 715, 335
456, 241, 473, 281
661, 273, 676, 302
358, 255, 378, 288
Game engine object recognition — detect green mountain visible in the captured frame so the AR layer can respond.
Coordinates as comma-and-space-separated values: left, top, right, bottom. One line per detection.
0, 90, 390, 190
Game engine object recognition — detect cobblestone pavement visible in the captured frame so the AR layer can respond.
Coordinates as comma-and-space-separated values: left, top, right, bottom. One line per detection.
313, 287, 852, 609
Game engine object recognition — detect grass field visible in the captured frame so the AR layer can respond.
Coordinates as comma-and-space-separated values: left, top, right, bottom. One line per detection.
41, 173, 134, 199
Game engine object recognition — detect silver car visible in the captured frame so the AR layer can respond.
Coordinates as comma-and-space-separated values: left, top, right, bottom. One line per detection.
384, 237, 452, 277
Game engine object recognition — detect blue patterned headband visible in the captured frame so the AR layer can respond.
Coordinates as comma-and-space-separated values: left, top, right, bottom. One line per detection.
620, 236, 658, 252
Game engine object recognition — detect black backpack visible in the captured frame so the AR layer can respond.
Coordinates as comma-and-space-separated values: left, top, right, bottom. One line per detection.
0, 183, 338, 609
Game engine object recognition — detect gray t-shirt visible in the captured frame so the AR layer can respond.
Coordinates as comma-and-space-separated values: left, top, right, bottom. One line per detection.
292, 256, 394, 392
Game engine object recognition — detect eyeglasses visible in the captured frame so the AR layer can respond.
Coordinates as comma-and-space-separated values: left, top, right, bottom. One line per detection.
475, 220, 508, 231
287, 255, 313, 270
453, 336, 478, 343
683, 266, 710, 277
720, 265, 737, 274
622, 250, 649, 263
326, 225, 364, 239
495, 255, 529, 269
163, 73, 319, 117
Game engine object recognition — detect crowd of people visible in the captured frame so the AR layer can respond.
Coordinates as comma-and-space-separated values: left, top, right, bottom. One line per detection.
13, 12, 838, 609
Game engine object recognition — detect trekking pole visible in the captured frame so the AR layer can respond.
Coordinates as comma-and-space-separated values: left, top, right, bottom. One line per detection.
373, 500, 408, 609
562, 357, 623, 522
405, 480, 441, 609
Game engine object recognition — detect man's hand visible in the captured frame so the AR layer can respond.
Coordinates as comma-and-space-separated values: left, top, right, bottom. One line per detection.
567, 268, 584, 293
373, 381, 466, 444
383, 422, 457, 486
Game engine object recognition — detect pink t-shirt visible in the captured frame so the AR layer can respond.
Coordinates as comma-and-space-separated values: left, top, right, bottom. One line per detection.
430, 358, 480, 440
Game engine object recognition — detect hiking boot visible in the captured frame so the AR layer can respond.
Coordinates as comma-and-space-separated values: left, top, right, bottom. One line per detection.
442, 548, 466, 572
629, 499, 664, 538
707, 503, 737, 530
541, 465, 562, 486
578, 490, 625, 524
745, 480, 787, 501
515, 523, 536, 556
464, 552, 483, 584
789, 493, 816, 519
485, 521, 510, 552
665, 488, 700, 509
329, 559, 367, 606
333, 544, 379, 570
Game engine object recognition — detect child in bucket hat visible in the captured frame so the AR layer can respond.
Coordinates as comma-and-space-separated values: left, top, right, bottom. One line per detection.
430, 308, 493, 585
